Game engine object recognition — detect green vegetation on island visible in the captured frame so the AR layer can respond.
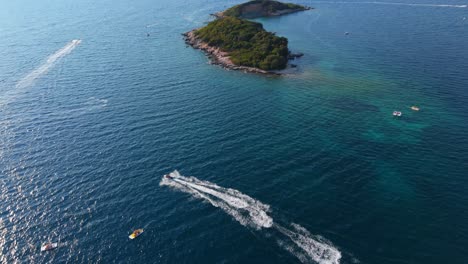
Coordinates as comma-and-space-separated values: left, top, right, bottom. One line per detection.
185, 0, 311, 72
195, 17, 288, 70
220, 0, 310, 19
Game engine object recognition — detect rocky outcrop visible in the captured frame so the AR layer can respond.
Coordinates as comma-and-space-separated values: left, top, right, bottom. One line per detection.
288, 52, 304, 60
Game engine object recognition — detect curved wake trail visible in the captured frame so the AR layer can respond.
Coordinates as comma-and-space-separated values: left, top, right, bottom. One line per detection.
160, 170, 342, 264
312, 1, 467, 8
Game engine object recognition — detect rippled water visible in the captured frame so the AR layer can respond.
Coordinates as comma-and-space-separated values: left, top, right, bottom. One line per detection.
1, 0, 467, 263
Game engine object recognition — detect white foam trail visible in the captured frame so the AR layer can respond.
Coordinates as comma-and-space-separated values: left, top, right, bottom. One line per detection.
312, 1, 467, 8
276, 223, 342, 264
160, 170, 342, 264
86, 97, 108, 109
15, 39, 81, 89
161, 170, 273, 228
146, 22, 160, 28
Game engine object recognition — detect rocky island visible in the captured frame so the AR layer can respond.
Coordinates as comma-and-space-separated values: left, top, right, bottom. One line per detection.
216, 0, 312, 19
183, 0, 311, 74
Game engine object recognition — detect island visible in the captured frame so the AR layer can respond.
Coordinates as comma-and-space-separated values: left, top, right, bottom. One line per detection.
183, 0, 311, 74
216, 0, 312, 19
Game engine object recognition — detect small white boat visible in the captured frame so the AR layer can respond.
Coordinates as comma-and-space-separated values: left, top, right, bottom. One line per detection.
41, 243, 58, 252
393, 111, 402, 117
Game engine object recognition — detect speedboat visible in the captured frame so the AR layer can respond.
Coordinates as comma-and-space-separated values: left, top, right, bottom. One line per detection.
129, 229, 144, 240
164, 174, 174, 179
393, 111, 402, 117
411, 106, 420, 111
41, 243, 58, 252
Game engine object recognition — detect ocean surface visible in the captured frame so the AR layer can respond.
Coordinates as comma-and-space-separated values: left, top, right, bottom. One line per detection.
1, 0, 468, 263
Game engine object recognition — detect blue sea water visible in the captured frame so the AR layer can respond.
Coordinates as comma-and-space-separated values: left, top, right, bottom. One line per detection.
1, 0, 468, 263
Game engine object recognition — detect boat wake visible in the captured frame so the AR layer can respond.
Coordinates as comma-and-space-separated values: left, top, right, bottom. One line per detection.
15, 39, 81, 90
0, 40, 81, 108
160, 170, 342, 264
146, 22, 160, 28
312, 1, 467, 8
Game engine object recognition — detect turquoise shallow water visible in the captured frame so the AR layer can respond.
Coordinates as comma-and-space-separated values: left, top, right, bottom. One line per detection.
1, 0, 468, 263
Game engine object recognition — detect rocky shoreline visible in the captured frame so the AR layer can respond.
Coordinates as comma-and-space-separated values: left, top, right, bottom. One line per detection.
183, 30, 280, 75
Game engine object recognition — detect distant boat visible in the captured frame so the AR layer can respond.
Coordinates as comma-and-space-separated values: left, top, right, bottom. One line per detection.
393, 111, 402, 117
344, 32, 350, 35
41, 242, 58, 252
410, 106, 420, 111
